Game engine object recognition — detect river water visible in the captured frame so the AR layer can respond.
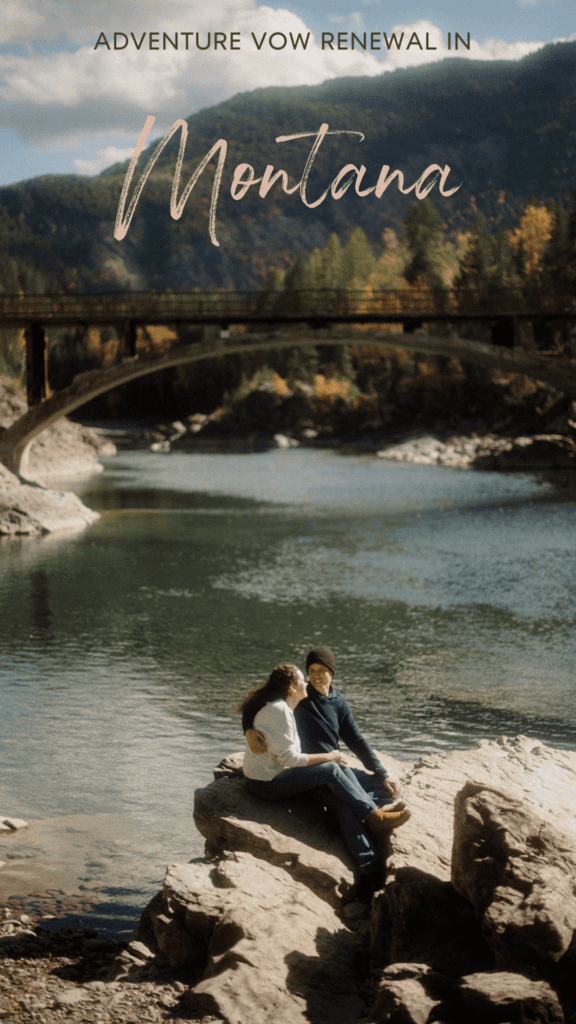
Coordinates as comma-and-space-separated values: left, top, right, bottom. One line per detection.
1, 447, 575, 934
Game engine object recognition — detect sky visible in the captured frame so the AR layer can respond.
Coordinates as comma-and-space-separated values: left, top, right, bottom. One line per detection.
0, 0, 573, 187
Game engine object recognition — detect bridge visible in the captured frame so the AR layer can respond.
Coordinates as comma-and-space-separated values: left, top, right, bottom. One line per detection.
1, 289, 575, 477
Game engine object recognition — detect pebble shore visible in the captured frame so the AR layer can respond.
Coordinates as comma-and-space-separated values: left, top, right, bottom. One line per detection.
0, 903, 222, 1023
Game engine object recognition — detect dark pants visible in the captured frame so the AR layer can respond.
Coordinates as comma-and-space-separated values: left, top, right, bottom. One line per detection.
245, 764, 386, 875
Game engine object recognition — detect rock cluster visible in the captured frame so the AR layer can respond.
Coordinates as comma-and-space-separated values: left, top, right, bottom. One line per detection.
120, 736, 576, 1023
377, 433, 576, 471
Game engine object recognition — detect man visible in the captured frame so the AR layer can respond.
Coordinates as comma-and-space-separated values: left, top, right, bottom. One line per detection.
243, 645, 408, 898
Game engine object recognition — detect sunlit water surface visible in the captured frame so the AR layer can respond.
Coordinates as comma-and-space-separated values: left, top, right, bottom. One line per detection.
1, 448, 575, 934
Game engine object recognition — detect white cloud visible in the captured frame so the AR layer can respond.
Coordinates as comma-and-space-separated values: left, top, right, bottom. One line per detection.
0, 5, 385, 146
74, 144, 135, 174
375, 20, 543, 71
0, 0, 551, 174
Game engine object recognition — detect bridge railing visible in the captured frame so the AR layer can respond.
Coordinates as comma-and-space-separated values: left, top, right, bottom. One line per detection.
0, 289, 573, 322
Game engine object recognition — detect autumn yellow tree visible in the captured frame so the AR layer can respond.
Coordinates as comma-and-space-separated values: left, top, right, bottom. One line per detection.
509, 203, 554, 280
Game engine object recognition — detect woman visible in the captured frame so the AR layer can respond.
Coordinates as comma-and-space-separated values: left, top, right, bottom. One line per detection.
239, 663, 410, 842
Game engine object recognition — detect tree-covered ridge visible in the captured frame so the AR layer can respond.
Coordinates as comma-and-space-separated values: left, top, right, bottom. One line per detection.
0, 41, 573, 292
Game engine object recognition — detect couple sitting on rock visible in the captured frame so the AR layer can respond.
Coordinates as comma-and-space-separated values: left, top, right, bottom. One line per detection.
239, 646, 410, 898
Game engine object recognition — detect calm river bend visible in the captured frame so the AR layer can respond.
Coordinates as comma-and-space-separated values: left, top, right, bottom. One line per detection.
1, 447, 575, 934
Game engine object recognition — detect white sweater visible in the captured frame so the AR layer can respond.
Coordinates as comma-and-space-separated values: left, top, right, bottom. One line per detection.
243, 699, 309, 781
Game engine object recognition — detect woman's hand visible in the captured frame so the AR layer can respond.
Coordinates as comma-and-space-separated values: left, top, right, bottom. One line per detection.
245, 728, 269, 754
329, 749, 348, 766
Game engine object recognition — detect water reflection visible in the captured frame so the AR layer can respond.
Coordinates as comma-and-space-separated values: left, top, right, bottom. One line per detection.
30, 570, 54, 643
1, 447, 575, 931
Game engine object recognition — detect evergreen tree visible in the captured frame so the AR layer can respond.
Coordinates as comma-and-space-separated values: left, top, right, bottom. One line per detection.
342, 227, 376, 286
321, 234, 345, 289
306, 248, 323, 289
490, 228, 516, 291
284, 254, 308, 291
542, 197, 571, 292
453, 216, 493, 292
402, 200, 445, 289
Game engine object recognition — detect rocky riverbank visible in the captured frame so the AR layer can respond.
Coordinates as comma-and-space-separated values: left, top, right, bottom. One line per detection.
2, 735, 575, 1023
376, 432, 576, 471
110, 735, 575, 1024
0, 378, 115, 536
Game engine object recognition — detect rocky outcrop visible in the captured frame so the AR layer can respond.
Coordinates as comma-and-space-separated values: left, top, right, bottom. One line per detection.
194, 750, 405, 907
373, 964, 564, 1024
132, 854, 366, 1024
377, 433, 576, 471
0, 465, 101, 535
452, 781, 576, 974
120, 737, 576, 1024
0, 378, 113, 534
23, 419, 116, 485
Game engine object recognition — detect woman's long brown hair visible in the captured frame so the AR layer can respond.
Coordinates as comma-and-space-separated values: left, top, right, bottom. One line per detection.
236, 663, 301, 720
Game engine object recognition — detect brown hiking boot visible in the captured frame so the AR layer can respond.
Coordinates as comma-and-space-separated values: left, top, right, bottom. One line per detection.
365, 806, 411, 840
384, 799, 406, 812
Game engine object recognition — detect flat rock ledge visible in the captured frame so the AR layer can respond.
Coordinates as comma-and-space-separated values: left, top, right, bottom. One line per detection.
377, 433, 576, 471
0, 463, 100, 535
111, 736, 576, 1023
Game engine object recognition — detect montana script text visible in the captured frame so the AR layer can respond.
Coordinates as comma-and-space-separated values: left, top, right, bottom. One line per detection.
114, 116, 462, 247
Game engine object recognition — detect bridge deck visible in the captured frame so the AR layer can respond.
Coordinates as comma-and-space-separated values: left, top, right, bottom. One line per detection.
0, 289, 574, 329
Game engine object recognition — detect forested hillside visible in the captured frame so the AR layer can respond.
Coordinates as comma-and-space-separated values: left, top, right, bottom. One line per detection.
0, 41, 574, 292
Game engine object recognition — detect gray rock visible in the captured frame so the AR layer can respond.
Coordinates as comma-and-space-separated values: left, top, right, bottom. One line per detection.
0, 479, 99, 535
387, 735, 576, 885
376, 433, 576, 473
472, 434, 576, 471
195, 751, 407, 907
373, 963, 450, 1024
370, 868, 493, 978
54, 988, 89, 1007
1, 817, 28, 831
148, 852, 366, 1024
457, 971, 564, 1023
0, 380, 112, 533
373, 965, 564, 1024
452, 781, 576, 972
128, 737, 576, 1024
193, 763, 361, 906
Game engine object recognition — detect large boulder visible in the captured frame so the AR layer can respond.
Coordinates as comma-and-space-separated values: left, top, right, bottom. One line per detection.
123, 737, 576, 1024
371, 736, 576, 990
370, 868, 494, 977
193, 750, 405, 906
0, 478, 100, 535
373, 964, 564, 1024
452, 781, 576, 974
456, 971, 564, 1024
386, 735, 576, 885
138, 851, 367, 1024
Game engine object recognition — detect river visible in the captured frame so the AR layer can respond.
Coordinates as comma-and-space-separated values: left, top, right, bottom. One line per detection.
1, 447, 575, 935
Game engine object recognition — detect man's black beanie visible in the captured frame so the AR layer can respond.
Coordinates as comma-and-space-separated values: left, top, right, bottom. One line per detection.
305, 646, 336, 676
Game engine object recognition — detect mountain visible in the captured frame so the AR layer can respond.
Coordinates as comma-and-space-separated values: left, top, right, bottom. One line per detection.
0, 41, 575, 291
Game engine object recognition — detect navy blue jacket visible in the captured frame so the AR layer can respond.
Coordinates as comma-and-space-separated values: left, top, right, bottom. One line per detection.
242, 682, 387, 777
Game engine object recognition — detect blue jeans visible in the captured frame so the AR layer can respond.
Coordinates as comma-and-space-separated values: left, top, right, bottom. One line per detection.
308, 768, 394, 875
245, 762, 380, 873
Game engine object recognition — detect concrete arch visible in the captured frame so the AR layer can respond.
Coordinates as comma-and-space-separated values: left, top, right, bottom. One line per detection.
2, 328, 576, 477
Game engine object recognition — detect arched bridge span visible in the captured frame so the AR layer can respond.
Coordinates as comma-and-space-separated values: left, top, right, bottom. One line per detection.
2, 327, 576, 477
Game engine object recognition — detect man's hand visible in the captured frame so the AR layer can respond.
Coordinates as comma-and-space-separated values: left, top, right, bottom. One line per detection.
381, 777, 402, 799
245, 728, 269, 754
